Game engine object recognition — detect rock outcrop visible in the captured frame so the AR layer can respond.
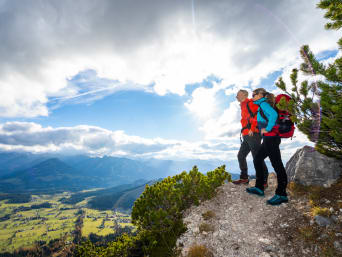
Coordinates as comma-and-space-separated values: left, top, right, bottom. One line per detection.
176, 174, 342, 257
286, 145, 342, 187
176, 174, 314, 257
176, 147, 342, 257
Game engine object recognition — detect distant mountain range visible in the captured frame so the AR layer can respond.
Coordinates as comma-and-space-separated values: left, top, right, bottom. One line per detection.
0, 151, 242, 194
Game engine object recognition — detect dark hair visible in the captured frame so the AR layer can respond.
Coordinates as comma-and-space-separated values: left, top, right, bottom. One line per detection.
253, 88, 275, 107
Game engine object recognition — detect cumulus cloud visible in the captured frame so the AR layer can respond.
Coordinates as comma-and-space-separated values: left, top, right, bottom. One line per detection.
0, 121, 311, 165
184, 82, 222, 119
0, 0, 336, 164
199, 100, 241, 140
0, 121, 237, 160
0, 0, 339, 118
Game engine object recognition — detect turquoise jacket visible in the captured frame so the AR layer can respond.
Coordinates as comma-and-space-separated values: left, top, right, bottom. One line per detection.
253, 98, 278, 132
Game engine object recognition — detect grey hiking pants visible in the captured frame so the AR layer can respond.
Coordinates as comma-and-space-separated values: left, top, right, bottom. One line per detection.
237, 134, 268, 182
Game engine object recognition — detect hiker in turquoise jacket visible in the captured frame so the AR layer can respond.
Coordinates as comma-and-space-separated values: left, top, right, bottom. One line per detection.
246, 88, 288, 205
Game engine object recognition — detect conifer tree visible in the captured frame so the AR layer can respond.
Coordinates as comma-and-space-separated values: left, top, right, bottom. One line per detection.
276, 0, 342, 159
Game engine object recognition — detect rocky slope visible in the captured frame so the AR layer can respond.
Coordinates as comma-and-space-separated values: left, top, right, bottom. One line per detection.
176, 173, 342, 257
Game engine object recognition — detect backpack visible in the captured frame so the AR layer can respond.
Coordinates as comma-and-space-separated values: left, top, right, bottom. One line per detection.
240, 100, 258, 143
259, 94, 295, 138
241, 100, 256, 131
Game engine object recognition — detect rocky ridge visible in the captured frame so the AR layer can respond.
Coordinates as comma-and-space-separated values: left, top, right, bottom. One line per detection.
176, 173, 342, 257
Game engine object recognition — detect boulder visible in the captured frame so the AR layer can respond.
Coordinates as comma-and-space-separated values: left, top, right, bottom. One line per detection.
314, 215, 332, 227
286, 145, 342, 187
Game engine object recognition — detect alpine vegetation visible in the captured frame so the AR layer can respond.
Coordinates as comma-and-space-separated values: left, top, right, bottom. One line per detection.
75, 165, 230, 257
276, 0, 342, 159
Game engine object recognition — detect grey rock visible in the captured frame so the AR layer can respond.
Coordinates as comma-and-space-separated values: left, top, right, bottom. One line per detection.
331, 215, 339, 223
314, 215, 332, 227
231, 243, 239, 250
259, 237, 271, 244
334, 241, 342, 251
280, 223, 289, 228
264, 245, 278, 253
286, 145, 342, 187
338, 215, 342, 222
259, 252, 271, 257
314, 245, 318, 252
318, 233, 329, 240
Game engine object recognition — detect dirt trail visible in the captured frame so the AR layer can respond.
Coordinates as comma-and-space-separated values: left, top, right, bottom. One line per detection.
177, 174, 317, 257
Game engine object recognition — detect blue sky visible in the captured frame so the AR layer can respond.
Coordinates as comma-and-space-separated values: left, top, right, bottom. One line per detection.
0, 0, 340, 162
46, 89, 201, 141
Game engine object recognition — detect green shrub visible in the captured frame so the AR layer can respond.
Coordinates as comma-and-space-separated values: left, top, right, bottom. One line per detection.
131, 165, 230, 256
276, 0, 342, 159
75, 165, 230, 257
75, 234, 145, 257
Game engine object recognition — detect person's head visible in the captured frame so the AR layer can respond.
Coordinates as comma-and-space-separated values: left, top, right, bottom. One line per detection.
252, 88, 275, 106
236, 89, 249, 103
252, 88, 267, 101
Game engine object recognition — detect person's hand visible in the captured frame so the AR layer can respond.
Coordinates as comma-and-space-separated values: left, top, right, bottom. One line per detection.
261, 128, 267, 135
248, 130, 254, 136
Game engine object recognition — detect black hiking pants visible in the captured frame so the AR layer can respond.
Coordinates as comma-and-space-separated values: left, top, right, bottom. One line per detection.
238, 134, 268, 181
254, 136, 287, 196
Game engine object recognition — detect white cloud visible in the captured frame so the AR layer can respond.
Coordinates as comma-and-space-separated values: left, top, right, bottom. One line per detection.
0, 121, 228, 160
0, 0, 339, 118
199, 100, 241, 140
184, 82, 221, 119
0, 121, 314, 168
0, 0, 336, 166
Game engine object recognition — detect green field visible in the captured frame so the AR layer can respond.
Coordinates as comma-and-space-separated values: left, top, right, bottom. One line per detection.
0, 193, 134, 253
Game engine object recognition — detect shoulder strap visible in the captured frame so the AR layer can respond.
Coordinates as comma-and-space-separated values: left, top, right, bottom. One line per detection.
246, 101, 256, 118
259, 103, 268, 122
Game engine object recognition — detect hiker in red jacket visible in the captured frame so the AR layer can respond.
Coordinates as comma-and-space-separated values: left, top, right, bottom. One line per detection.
233, 89, 268, 187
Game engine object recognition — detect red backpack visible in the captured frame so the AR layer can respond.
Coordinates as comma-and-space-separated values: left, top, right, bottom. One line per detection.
259, 94, 295, 138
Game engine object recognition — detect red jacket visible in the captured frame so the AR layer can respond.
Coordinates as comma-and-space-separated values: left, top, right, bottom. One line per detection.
240, 98, 259, 136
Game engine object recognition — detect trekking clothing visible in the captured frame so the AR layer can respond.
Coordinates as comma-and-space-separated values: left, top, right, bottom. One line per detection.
253, 98, 278, 136
246, 187, 264, 196
237, 134, 268, 181
240, 98, 259, 136
253, 137, 287, 195
266, 194, 288, 205
252, 98, 288, 197
232, 178, 249, 185
258, 94, 296, 138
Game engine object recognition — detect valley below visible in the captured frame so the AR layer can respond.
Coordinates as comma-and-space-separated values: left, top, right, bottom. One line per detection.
0, 191, 134, 253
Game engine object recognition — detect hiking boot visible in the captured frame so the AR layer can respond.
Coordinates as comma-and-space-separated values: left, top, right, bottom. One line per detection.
246, 187, 264, 196
232, 179, 249, 185
266, 195, 288, 205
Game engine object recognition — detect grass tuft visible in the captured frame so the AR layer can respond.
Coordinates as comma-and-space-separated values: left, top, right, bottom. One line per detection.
187, 244, 214, 257
199, 223, 214, 233
288, 182, 322, 202
298, 226, 316, 241
202, 211, 215, 220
